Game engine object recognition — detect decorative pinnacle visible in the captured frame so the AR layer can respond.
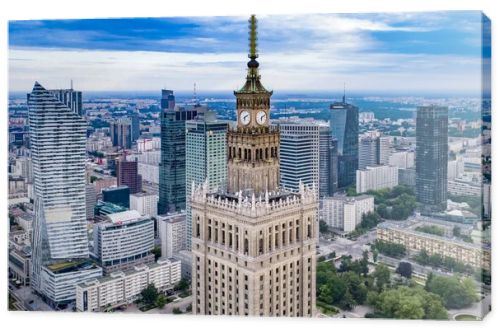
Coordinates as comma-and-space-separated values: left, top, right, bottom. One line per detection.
249, 15, 258, 59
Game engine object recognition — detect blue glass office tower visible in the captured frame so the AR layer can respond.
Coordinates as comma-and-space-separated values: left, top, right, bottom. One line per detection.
158, 90, 206, 214
416, 106, 448, 211
102, 185, 130, 208
330, 96, 359, 189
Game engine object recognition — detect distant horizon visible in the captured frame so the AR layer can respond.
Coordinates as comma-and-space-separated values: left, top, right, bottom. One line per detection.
8, 89, 482, 100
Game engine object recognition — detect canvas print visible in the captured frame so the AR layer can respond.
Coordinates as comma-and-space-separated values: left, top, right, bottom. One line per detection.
7, 11, 491, 320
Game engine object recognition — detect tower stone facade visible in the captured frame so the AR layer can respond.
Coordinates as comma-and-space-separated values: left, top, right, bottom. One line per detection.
191, 15, 317, 317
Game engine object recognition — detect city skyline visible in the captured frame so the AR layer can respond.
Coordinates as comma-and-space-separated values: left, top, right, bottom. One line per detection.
9, 11, 485, 94
7, 12, 491, 320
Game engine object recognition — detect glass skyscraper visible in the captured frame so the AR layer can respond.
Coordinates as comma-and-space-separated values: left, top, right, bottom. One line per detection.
277, 119, 320, 195
330, 97, 359, 189
319, 124, 339, 197
416, 105, 448, 211
28, 82, 101, 305
158, 90, 207, 214
185, 111, 228, 250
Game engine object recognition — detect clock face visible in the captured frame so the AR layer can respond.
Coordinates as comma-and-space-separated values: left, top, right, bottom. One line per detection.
240, 110, 250, 125
256, 111, 267, 125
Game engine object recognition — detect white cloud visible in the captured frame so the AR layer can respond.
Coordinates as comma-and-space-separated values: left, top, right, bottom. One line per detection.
9, 46, 481, 94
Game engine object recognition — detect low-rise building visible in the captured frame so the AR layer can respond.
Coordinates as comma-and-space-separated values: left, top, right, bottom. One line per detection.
41, 260, 103, 306
9, 248, 31, 286
448, 178, 482, 196
16, 212, 33, 233
76, 258, 181, 312
377, 218, 490, 269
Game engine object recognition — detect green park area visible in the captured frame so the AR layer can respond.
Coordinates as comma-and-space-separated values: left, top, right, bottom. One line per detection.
316, 252, 480, 319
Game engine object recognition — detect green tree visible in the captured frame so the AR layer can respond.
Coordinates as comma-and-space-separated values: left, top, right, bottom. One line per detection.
338, 290, 355, 310
318, 283, 334, 304
372, 249, 378, 263
151, 246, 162, 261
90, 175, 101, 183
140, 284, 159, 306
395, 261, 412, 279
376, 204, 389, 218
415, 225, 445, 236
425, 275, 478, 309
346, 186, 357, 196
373, 264, 391, 291
359, 250, 369, 276
339, 255, 352, 273
369, 286, 447, 319
175, 278, 190, 292
429, 254, 443, 268
156, 295, 167, 309
395, 296, 425, 319
374, 240, 406, 258
414, 249, 430, 265
319, 220, 329, 234
343, 271, 368, 305
422, 292, 449, 320
172, 307, 183, 314
359, 212, 382, 229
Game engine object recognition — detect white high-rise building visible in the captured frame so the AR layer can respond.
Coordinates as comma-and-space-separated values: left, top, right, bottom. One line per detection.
322, 195, 374, 232
185, 112, 228, 250
13, 157, 33, 182
448, 157, 465, 180
276, 118, 320, 195
28, 82, 101, 305
158, 212, 186, 258
359, 132, 391, 169
388, 150, 415, 169
130, 191, 158, 218
378, 135, 391, 165
356, 165, 399, 193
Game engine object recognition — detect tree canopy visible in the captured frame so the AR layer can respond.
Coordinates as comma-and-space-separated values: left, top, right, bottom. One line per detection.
425, 275, 478, 309
367, 286, 448, 319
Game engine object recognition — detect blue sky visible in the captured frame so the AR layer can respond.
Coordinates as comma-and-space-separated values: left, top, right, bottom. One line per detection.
8, 11, 486, 94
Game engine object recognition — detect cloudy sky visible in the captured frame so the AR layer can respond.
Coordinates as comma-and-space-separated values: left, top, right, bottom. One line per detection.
9, 11, 486, 95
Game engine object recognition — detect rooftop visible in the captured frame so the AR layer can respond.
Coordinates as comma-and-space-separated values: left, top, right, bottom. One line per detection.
77, 258, 179, 288
378, 217, 488, 250
106, 210, 142, 224
45, 259, 99, 274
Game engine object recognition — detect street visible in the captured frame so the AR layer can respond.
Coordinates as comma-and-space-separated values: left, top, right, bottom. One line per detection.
317, 230, 376, 260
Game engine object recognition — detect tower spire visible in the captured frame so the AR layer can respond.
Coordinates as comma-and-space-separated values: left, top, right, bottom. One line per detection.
234, 14, 271, 95
249, 14, 258, 60
343, 82, 346, 103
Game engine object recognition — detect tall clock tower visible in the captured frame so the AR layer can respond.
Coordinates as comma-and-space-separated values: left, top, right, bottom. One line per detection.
191, 15, 317, 317
227, 15, 280, 194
